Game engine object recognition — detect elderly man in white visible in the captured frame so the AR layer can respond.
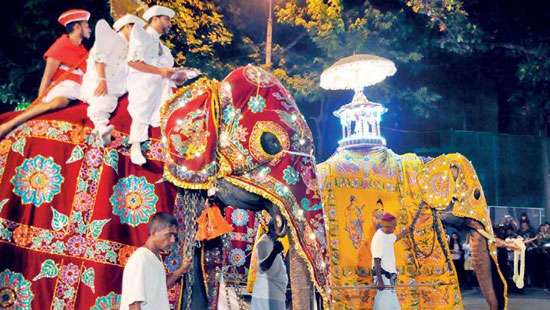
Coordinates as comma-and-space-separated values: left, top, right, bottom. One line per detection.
126, 5, 200, 165
81, 14, 145, 146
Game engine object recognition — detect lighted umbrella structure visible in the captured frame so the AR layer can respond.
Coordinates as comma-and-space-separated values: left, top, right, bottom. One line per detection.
320, 54, 397, 148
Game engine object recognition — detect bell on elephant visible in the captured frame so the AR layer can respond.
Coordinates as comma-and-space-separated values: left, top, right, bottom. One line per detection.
195, 196, 233, 241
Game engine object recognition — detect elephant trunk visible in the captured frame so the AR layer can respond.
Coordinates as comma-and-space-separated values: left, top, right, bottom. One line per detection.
469, 228, 499, 310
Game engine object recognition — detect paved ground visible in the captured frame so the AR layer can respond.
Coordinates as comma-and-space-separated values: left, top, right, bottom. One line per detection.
462, 288, 550, 310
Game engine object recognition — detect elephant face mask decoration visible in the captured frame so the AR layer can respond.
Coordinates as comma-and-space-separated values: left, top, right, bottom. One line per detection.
160, 65, 329, 296
418, 153, 508, 310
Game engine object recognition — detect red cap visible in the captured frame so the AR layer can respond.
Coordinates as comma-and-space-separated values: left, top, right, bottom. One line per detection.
58, 9, 90, 26
380, 212, 396, 222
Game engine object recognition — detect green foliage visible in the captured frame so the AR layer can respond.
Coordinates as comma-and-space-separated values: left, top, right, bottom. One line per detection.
1, 0, 548, 141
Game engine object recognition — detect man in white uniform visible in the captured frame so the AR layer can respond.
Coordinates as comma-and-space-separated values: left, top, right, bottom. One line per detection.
251, 216, 288, 310
126, 5, 200, 165
120, 212, 190, 310
371, 212, 409, 310
81, 14, 145, 146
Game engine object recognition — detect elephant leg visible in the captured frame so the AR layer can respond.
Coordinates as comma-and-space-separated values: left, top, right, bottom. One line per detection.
182, 247, 209, 310
289, 245, 314, 310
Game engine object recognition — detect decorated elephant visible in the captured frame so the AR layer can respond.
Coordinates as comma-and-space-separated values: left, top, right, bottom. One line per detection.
0, 65, 328, 309
317, 147, 507, 310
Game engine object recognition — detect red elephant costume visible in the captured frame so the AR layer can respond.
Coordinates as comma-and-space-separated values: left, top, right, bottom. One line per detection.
0, 65, 329, 308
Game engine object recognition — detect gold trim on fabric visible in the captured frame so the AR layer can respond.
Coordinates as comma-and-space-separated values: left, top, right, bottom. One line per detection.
248, 121, 290, 165
223, 176, 329, 306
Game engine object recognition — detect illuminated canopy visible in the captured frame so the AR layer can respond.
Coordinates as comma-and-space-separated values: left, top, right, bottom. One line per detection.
320, 54, 396, 149
320, 54, 396, 90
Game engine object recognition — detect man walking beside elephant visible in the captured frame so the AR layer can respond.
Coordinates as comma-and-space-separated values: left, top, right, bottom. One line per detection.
371, 212, 409, 310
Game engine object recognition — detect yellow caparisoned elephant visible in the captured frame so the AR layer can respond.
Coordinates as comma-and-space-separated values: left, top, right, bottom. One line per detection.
317, 147, 507, 310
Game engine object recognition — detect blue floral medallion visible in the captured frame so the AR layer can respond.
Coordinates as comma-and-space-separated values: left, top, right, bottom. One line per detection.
11, 155, 64, 207
110, 176, 158, 227
0, 269, 33, 309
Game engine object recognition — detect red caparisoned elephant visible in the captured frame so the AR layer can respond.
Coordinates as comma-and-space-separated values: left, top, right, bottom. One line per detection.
0, 65, 328, 309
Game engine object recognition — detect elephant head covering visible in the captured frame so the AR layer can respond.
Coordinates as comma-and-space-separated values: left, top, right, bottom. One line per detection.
160, 65, 329, 298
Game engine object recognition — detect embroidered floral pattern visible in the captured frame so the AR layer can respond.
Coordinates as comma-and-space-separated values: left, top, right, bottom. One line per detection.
223, 105, 237, 124
66, 235, 87, 256
230, 209, 249, 227
85, 148, 103, 168
0, 269, 33, 309
118, 245, 137, 266
283, 166, 300, 185
60, 263, 80, 286
247, 95, 266, 113
13, 224, 33, 247
110, 176, 158, 227
11, 155, 64, 207
0, 140, 11, 155
235, 125, 249, 142
91, 291, 121, 310
229, 248, 246, 267
165, 248, 183, 273
74, 192, 94, 212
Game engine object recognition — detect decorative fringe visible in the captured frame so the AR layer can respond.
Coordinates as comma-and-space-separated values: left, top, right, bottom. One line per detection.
195, 203, 233, 241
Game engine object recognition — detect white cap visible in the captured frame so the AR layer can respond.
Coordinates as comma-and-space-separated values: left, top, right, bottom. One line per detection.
143, 5, 175, 21
113, 14, 145, 32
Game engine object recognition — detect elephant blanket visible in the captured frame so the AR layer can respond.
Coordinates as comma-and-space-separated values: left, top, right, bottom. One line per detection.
317, 147, 507, 309
0, 97, 184, 309
0, 65, 330, 309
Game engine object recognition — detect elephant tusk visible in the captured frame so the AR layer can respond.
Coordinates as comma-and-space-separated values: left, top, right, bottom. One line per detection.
474, 228, 496, 244
282, 150, 315, 158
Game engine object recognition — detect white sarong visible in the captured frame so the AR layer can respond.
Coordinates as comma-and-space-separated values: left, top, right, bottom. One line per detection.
42, 80, 81, 103
373, 275, 400, 310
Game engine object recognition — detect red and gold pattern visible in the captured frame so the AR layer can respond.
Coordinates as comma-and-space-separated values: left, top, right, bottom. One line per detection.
0, 98, 178, 309
161, 65, 329, 299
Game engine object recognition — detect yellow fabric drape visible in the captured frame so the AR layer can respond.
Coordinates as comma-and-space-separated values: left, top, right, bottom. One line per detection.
317, 148, 463, 310
246, 213, 290, 293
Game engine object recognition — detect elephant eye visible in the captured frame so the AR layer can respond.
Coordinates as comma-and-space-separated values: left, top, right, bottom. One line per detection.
260, 132, 282, 155
474, 188, 481, 200
249, 121, 290, 164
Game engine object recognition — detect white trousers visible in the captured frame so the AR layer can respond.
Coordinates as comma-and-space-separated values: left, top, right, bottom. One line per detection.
87, 94, 119, 132
127, 70, 173, 144
373, 275, 400, 310
43, 80, 81, 103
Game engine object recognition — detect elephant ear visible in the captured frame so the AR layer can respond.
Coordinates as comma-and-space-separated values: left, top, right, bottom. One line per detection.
417, 155, 457, 210
442, 153, 492, 228
160, 78, 221, 189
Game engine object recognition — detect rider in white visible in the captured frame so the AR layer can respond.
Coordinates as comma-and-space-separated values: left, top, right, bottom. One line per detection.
81, 15, 145, 146
126, 5, 200, 165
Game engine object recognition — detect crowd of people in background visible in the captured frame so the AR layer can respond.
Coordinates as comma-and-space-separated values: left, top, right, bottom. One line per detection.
447, 213, 550, 293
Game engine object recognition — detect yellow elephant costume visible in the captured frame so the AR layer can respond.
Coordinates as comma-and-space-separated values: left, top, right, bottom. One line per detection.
317, 148, 506, 309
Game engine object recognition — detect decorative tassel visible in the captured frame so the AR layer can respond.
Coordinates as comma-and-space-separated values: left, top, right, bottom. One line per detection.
196, 201, 233, 241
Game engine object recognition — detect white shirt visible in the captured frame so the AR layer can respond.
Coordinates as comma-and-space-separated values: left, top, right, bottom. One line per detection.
120, 247, 169, 310
81, 20, 129, 98
371, 229, 397, 274
126, 26, 174, 126
127, 26, 173, 68
451, 242, 461, 260
252, 234, 288, 301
